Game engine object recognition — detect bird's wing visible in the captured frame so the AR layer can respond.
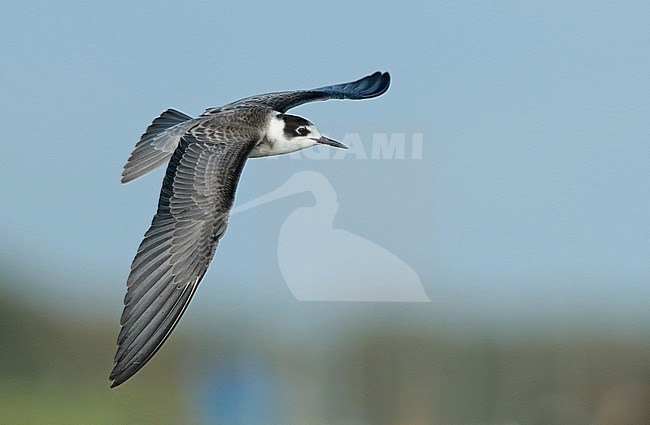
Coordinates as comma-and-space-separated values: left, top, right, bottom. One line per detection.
202, 71, 390, 115
110, 121, 259, 387
121, 109, 196, 184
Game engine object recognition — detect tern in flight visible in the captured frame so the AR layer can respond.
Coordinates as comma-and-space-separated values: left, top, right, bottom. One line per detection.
110, 72, 391, 387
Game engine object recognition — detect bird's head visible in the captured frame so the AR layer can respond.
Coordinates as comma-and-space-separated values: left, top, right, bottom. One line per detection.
264, 113, 347, 155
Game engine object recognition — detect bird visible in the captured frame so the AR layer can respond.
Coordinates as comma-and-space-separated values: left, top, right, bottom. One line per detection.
109, 71, 391, 387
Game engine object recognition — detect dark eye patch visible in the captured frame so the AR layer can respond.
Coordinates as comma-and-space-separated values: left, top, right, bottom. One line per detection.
282, 114, 313, 138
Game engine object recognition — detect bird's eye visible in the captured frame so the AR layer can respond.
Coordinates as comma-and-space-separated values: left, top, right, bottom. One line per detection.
296, 126, 310, 136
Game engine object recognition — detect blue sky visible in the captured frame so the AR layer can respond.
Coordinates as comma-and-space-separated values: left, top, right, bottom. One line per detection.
1, 1, 649, 330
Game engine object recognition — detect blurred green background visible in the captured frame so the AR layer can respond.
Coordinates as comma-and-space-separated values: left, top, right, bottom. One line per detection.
2, 1, 650, 424
2, 274, 650, 424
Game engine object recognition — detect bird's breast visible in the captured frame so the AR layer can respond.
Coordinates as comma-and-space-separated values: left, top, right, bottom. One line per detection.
249, 137, 315, 158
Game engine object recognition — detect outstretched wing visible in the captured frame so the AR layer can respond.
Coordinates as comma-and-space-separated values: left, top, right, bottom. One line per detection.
110, 121, 259, 387
121, 108, 196, 184
202, 71, 391, 115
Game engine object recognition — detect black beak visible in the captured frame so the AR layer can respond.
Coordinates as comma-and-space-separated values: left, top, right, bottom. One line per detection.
316, 136, 348, 149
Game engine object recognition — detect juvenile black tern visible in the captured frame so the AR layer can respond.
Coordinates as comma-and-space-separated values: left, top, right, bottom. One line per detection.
110, 71, 391, 387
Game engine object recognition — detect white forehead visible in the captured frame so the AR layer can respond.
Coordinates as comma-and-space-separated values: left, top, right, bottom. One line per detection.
308, 125, 321, 138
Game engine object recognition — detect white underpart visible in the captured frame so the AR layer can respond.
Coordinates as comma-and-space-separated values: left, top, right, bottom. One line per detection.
252, 114, 320, 157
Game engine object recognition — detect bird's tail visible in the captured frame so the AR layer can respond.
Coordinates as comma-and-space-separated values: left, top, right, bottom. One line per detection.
121, 109, 194, 184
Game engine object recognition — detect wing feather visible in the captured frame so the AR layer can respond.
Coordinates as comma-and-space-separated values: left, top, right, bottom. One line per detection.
202, 71, 391, 115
